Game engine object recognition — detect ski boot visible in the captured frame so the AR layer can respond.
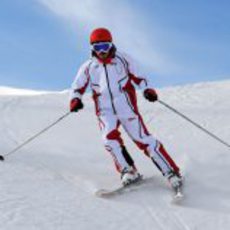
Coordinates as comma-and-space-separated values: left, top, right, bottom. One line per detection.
121, 167, 142, 186
166, 171, 183, 190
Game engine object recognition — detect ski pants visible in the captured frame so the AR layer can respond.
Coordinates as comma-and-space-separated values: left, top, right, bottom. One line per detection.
98, 110, 180, 176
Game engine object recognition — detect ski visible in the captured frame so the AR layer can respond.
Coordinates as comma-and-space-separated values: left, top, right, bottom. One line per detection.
95, 175, 185, 202
171, 184, 184, 203
95, 175, 153, 198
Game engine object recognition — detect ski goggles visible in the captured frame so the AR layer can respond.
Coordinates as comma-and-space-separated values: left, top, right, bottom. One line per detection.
92, 42, 112, 53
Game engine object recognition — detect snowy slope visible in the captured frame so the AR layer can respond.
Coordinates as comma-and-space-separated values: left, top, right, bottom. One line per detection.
0, 86, 53, 95
0, 80, 230, 230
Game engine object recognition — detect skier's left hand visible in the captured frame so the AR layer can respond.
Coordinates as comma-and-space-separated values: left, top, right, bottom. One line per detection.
144, 88, 158, 102
70, 98, 84, 112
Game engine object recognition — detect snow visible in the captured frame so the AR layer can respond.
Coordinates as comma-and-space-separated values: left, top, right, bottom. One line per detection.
0, 80, 230, 230
0, 86, 49, 96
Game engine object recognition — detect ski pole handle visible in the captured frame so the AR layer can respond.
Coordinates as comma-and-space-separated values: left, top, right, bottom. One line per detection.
158, 100, 230, 149
0, 111, 71, 161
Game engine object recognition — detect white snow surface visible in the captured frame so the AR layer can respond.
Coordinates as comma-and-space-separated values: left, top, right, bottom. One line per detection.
0, 80, 230, 230
0, 86, 50, 95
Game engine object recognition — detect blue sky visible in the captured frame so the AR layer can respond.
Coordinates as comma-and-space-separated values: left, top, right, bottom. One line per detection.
0, 0, 230, 90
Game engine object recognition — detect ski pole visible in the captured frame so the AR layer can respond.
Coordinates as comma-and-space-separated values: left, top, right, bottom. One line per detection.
158, 100, 230, 149
0, 111, 71, 161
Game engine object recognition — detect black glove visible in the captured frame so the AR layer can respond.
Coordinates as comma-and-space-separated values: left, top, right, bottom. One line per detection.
70, 98, 84, 112
143, 88, 158, 102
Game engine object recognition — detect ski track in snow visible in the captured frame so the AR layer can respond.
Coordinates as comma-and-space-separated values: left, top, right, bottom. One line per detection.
0, 80, 230, 230
2, 98, 21, 146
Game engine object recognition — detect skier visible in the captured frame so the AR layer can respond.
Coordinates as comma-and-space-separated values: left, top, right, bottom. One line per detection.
69, 28, 182, 189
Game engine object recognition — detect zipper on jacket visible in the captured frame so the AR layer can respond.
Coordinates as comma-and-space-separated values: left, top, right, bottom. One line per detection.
103, 64, 117, 114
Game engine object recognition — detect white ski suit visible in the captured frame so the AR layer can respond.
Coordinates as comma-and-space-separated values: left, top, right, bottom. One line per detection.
70, 51, 179, 176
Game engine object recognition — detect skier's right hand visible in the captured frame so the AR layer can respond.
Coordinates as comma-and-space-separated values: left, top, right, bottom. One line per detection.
70, 98, 84, 112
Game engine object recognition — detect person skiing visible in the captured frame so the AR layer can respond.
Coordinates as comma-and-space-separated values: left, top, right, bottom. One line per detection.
70, 28, 182, 189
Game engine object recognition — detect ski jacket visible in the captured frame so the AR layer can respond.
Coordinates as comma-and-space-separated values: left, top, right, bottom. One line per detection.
70, 52, 151, 117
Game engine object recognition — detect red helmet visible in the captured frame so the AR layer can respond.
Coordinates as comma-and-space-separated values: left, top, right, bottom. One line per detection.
90, 28, 113, 44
